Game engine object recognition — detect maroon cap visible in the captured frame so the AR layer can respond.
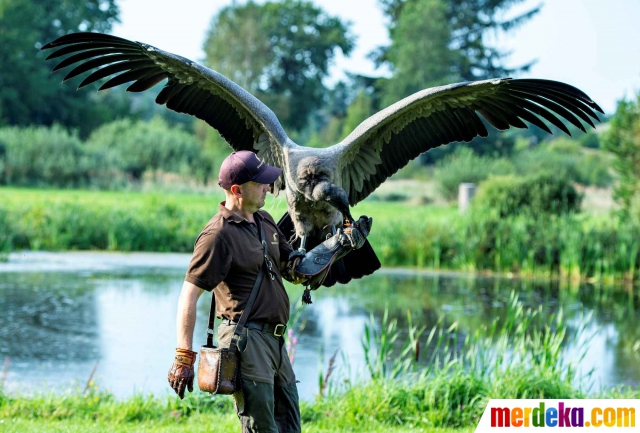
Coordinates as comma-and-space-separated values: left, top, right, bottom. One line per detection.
218, 151, 282, 189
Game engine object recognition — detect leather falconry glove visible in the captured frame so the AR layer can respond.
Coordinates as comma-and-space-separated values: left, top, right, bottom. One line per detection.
342, 215, 372, 249
289, 215, 373, 303
168, 348, 197, 399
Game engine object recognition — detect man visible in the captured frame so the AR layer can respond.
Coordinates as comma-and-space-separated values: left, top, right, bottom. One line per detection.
167, 150, 370, 433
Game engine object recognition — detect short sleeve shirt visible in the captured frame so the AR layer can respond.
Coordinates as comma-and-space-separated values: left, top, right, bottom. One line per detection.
185, 202, 293, 324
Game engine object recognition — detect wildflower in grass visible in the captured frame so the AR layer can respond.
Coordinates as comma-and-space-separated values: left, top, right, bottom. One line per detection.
286, 328, 299, 365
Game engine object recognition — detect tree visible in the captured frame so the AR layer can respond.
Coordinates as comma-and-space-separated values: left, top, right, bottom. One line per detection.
0, 0, 126, 136
203, 0, 354, 132
603, 94, 640, 215
373, 0, 539, 106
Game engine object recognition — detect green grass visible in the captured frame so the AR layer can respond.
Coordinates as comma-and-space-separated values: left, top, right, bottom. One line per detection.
3, 186, 640, 284
0, 418, 472, 433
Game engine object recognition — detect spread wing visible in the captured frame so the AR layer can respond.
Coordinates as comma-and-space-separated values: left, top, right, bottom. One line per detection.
41, 32, 293, 193
333, 78, 603, 205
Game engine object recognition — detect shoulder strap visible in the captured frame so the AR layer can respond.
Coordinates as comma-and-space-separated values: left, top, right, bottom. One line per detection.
205, 216, 269, 350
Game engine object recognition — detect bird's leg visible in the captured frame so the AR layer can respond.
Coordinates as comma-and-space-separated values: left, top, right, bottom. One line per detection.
288, 234, 306, 268
298, 234, 307, 254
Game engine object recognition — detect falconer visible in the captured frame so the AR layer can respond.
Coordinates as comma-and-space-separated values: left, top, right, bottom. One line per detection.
167, 150, 372, 433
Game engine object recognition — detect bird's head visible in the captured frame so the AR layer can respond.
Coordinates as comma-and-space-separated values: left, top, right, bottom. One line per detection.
295, 156, 332, 195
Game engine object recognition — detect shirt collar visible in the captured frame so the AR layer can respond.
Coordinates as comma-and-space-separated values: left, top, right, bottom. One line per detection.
219, 201, 261, 225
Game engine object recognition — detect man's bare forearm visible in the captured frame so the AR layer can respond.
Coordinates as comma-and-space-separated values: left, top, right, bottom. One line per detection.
176, 281, 205, 351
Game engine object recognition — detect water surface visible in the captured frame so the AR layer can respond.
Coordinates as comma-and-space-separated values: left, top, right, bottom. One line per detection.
1, 252, 638, 400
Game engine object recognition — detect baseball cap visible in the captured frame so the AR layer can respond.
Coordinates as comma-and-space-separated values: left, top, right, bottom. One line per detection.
218, 151, 282, 189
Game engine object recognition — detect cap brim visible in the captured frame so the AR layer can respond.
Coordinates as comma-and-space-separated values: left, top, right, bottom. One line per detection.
252, 164, 282, 185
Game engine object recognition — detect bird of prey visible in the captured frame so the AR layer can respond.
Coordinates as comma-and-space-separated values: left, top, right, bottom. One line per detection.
42, 32, 603, 286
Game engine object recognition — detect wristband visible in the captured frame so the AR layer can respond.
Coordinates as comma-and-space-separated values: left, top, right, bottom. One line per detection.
174, 348, 197, 366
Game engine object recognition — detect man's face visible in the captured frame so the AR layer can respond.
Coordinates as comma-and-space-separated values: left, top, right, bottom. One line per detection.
239, 181, 270, 210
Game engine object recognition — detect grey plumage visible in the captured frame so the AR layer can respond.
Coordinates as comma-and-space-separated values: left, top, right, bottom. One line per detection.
42, 32, 603, 257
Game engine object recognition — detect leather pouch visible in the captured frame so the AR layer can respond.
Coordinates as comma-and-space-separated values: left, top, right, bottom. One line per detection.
197, 345, 239, 394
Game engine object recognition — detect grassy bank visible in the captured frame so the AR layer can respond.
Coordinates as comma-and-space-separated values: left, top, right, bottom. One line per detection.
0, 389, 472, 433
2, 187, 640, 284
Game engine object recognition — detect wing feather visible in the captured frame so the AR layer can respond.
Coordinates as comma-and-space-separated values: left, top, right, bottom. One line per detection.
99, 67, 158, 90
126, 72, 169, 92
78, 60, 154, 88
507, 89, 586, 132
508, 83, 598, 125
334, 78, 602, 205
42, 31, 295, 190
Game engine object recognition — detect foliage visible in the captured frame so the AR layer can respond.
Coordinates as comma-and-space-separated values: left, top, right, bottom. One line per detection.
0, 124, 89, 187
374, 0, 539, 106
0, 0, 130, 136
473, 173, 583, 218
421, 126, 518, 164
603, 94, 640, 214
308, 294, 603, 430
86, 117, 210, 183
341, 91, 374, 139
579, 131, 601, 149
4, 187, 640, 284
377, 0, 458, 106
203, 0, 354, 132
512, 140, 612, 188
433, 148, 514, 199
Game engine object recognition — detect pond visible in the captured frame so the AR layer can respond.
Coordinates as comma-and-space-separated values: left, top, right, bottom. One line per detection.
1, 251, 638, 401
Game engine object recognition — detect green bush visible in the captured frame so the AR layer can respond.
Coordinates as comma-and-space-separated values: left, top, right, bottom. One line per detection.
9, 201, 205, 252
474, 173, 582, 218
434, 148, 514, 200
579, 131, 601, 149
603, 94, 640, 214
86, 117, 208, 182
0, 125, 89, 187
513, 141, 612, 187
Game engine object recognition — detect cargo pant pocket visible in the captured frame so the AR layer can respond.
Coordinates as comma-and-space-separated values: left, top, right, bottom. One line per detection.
235, 377, 278, 433
274, 381, 301, 433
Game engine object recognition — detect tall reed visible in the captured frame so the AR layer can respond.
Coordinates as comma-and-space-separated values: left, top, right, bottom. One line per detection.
310, 293, 598, 429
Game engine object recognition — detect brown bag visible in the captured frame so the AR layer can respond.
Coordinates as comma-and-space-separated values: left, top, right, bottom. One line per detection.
197, 345, 239, 394
197, 218, 270, 394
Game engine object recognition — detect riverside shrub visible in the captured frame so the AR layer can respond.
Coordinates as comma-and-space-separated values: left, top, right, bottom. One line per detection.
473, 173, 582, 218
0, 125, 89, 187
514, 142, 612, 188
86, 117, 205, 181
434, 148, 514, 200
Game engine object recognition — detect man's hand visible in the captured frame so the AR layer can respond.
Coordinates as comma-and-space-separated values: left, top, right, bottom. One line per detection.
168, 348, 197, 399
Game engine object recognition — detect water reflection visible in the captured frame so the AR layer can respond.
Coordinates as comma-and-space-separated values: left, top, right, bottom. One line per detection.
0, 252, 638, 400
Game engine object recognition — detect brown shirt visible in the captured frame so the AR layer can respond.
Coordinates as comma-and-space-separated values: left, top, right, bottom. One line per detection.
185, 202, 293, 324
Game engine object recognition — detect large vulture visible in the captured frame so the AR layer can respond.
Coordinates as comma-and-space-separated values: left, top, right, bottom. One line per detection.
42, 32, 603, 286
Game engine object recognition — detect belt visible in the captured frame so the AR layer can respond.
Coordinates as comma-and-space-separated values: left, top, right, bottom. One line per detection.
221, 319, 287, 337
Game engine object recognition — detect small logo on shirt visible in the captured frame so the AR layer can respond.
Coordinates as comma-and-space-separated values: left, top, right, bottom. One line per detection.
271, 233, 278, 245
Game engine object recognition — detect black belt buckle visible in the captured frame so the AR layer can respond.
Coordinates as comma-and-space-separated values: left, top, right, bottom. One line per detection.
273, 324, 286, 337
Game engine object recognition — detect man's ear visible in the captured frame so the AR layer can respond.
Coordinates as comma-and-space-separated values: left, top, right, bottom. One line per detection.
230, 184, 242, 197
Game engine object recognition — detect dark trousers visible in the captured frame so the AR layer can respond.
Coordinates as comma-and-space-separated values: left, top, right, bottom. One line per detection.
218, 324, 301, 433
